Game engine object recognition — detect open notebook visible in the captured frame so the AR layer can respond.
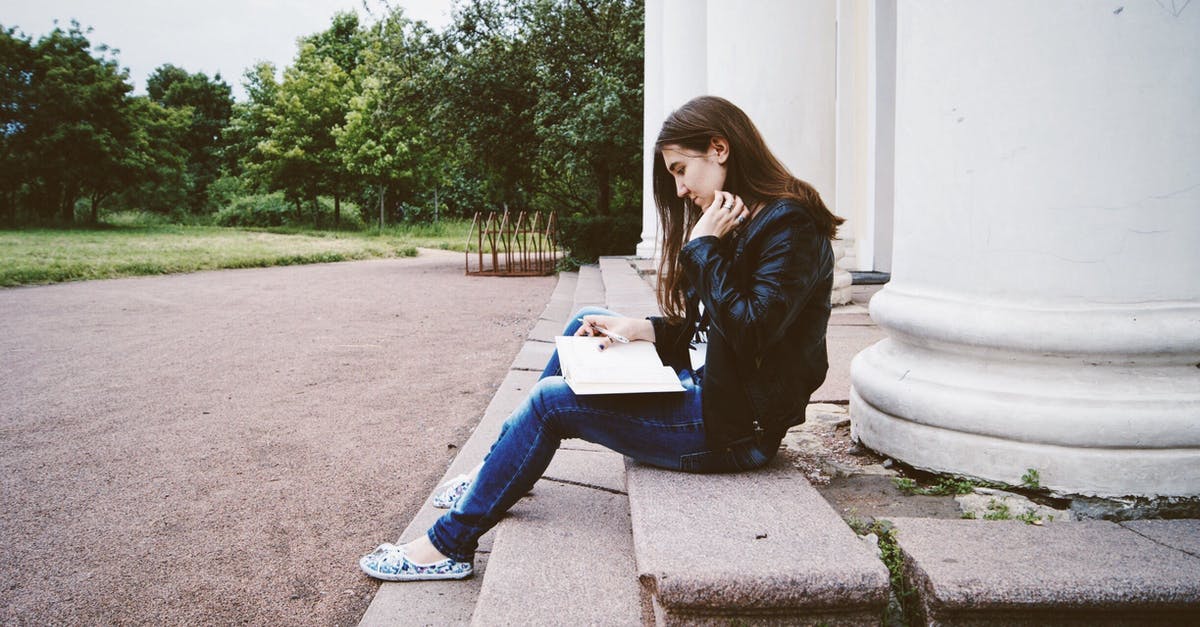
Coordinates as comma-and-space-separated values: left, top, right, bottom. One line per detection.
554, 336, 686, 395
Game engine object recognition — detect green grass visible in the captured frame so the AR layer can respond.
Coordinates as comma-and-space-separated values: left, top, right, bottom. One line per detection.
0, 219, 476, 287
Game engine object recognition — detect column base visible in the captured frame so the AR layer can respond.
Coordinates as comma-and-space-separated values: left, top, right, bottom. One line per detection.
850, 331, 1200, 499
852, 384, 1200, 499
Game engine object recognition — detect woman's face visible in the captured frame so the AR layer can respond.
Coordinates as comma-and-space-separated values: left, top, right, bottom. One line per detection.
660, 140, 728, 209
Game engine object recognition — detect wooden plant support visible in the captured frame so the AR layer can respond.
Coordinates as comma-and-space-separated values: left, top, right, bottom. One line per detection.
465, 210, 559, 276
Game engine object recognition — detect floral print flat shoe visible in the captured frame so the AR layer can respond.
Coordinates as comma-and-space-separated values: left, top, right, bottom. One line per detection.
432, 474, 472, 509
359, 544, 473, 581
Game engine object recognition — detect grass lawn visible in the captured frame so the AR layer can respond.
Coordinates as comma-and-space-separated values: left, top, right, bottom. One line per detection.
0, 220, 477, 287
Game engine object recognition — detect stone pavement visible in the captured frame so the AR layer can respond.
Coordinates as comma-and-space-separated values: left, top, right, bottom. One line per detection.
359, 258, 1200, 626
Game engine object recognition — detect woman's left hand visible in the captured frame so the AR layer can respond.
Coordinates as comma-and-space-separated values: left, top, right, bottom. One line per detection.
689, 191, 749, 241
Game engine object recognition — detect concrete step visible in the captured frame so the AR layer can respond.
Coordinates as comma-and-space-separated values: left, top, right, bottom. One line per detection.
358, 367, 542, 627
540, 270, 577, 323
599, 256, 660, 319
887, 517, 1200, 625
574, 264, 606, 312
628, 456, 891, 624
526, 265, 602, 343
359, 272, 578, 626
465, 263, 644, 624
605, 255, 891, 622
469, 449, 642, 626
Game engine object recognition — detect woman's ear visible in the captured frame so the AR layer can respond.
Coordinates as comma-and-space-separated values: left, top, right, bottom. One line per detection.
709, 137, 730, 165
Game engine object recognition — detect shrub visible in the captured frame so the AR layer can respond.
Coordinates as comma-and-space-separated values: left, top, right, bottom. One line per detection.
555, 212, 642, 263
206, 175, 246, 211
214, 193, 292, 227
315, 197, 366, 230
101, 211, 174, 228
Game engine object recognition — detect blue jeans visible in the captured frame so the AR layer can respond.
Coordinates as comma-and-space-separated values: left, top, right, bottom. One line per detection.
427, 307, 778, 562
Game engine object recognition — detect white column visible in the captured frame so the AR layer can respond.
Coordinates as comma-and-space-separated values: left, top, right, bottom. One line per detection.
836, 0, 872, 272
637, 0, 664, 258
704, 0, 836, 207
868, 0, 896, 274
637, 0, 708, 258
850, 1, 1200, 498
700, 0, 852, 302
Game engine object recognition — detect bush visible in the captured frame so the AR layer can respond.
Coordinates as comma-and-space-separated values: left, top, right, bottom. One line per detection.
213, 194, 365, 230
554, 212, 642, 263
101, 210, 174, 228
315, 197, 366, 230
206, 175, 246, 211
214, 193, 292, 227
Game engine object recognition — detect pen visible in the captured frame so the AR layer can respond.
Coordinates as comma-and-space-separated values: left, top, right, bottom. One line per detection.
576, 318, 630, 343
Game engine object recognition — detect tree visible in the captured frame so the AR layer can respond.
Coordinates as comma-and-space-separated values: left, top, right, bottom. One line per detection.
259, 45, 351, 224
20, 22, 134, 224
223, 0, 643, 241
223, 61, 281, 187
336, 8, 446, 225
146, 64, 233, 213
434, 0, 541, 211
520, 0, 644, 216
430, 0, 643, 220
244, 11, 365, 227
0, 25, 35, 223
113, 96, 192, 215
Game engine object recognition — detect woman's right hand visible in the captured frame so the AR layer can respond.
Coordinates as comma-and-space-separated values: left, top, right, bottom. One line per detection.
575, 315, 656, 349
689, 191, 749, 241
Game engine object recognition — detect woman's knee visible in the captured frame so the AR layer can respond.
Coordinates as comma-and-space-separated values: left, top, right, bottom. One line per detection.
526, 377, 575, 418
501, 377, 573, 434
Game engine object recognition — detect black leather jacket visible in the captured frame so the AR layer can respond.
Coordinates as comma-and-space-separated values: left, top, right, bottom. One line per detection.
650, 198, 834, 448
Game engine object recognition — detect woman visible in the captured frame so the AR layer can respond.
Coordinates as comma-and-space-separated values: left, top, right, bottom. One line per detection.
360, 95, 841, 581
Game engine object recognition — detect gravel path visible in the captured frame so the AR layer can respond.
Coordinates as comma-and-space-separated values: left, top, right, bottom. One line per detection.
0, 249, 556, 625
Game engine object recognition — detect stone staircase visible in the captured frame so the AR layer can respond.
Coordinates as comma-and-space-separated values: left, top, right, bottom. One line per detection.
358, 258, 888, 626
359, 258, 1200, 626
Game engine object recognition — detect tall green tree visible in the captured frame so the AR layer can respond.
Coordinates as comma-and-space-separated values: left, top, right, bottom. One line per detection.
250, 11, 365, 226
434, 0, 541, 211
521, 0, 643, 216
0, 26, 35, 223
18, 22, 134, 224
432, 0, 643, 218
223, 61, 280, 186
146, 64, 233, 212
114, 96, 192, 215
336, 8, 447, 224
258, 46, 350, 224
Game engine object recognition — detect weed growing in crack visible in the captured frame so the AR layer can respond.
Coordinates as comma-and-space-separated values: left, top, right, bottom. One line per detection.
892, 475, 986, 496
843, 517, 919, 625
983, 499, 1011, 520
1021, 468, 1042, 490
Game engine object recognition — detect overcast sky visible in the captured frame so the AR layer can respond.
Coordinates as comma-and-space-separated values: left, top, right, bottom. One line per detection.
2, 0, 455, 101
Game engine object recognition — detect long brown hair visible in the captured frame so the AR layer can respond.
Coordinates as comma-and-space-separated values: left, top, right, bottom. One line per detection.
652, 95, 843, 322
